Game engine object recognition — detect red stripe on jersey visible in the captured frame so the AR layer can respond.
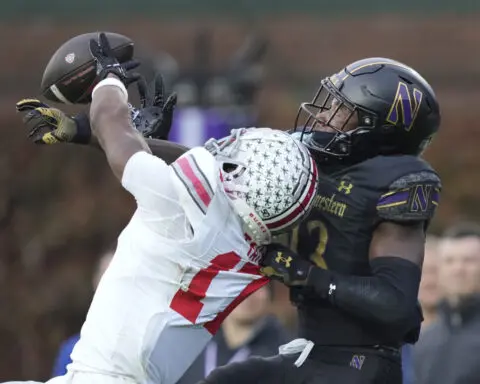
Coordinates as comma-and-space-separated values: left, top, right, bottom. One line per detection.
177, 156, 212, 207
170, 252, 241, 324
204, 266, 268, 335
238, 261, 262, 276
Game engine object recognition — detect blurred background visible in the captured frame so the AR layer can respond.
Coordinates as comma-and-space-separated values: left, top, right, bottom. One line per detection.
2, 1, 480, 383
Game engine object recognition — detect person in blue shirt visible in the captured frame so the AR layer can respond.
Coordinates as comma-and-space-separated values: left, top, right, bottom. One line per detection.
402, 344, 415, 384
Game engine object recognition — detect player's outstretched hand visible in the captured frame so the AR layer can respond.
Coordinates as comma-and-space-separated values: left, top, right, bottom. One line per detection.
131, 73, 177, 140
89, 32, 140, 86
260, 243, 314, 286
16, 99, 91, 145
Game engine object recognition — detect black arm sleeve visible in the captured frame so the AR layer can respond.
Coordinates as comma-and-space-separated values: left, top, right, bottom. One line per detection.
307, 256, 421, 325
144, 138, 189, 164
197, 357, 273, 384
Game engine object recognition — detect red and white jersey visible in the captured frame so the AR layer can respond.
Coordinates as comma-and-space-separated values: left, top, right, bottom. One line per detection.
68, 148, 268, 384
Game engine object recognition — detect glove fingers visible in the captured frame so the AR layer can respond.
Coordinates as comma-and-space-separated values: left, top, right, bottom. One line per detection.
23, 108, 59, 135
163, 93, 177, 115
36, 131, 62, 145
125, 72, 142, 88
123, 59, 141, 71
16, 99, 49, 112
135, 76, 150, 108
34, 107, 61, 125
23, 114, 54, 141
89, 38, 102, 59
22, 109, 44, 126
30, 132, 48, 144
28, 122, 53, 139
25, 120, 55, 144
153, 73, 166, 108
98, 32, 113, 56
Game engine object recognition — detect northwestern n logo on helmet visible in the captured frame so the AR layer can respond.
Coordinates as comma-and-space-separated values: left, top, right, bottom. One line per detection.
386, 82, 423, 131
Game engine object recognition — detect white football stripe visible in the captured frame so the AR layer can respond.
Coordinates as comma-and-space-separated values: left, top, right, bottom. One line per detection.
49, 84, 72, 104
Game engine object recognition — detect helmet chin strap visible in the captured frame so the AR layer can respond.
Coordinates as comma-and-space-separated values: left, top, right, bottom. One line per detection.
226, 196, 272, 246
309, 130, 337, 146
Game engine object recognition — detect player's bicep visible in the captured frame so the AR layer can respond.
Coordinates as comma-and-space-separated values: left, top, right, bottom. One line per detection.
369, 221, 425, 265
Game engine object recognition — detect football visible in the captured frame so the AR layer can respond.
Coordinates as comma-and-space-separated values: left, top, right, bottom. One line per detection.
41, 32, 134, 104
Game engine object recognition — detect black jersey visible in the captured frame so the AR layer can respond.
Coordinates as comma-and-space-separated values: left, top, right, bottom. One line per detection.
276, 154, 441, 346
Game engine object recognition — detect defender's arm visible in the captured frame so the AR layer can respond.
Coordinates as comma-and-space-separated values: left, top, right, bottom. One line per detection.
262, 172, 440, 328
307, 221, 424, 325
91, 134, 187, 165
145, 138, 188, 164
305, 174, 440, 326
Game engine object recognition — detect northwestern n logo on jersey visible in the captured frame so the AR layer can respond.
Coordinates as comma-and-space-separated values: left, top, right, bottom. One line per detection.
386, 82, 423, 131
349, 354, 366, 370
410, 185, 439, 212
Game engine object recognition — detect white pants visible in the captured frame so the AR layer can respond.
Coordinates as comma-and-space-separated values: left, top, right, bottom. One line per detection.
3, 372, 138, 384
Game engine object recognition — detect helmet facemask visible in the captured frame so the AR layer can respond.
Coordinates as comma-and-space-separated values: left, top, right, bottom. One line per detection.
295, 79, 378, 160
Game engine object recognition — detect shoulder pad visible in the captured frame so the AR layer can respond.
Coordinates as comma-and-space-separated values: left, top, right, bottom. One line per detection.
376, 171, 441, 223
176, 147, 220, 189
171, 147, 220, 214
357, 155, 436, 187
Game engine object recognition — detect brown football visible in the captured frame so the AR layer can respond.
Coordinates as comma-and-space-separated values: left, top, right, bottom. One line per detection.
41, 32, 134, 104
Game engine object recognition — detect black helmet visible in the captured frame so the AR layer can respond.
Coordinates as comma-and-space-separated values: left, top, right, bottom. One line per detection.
295, 57, 441, 164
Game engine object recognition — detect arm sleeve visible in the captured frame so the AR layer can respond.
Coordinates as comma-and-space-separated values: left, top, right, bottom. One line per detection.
308, 256, 422, 326
198, 357, 273, 384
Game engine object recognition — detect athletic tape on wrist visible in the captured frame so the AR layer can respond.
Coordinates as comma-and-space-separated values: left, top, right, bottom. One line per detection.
92, 77, 128, 101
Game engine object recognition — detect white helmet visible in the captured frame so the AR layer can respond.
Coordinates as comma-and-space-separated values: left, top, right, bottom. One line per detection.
205, 128, 318, 245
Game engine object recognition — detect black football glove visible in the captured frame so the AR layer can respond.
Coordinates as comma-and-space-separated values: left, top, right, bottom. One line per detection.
260, 243, 314, 286
16, 99, 91, 144
89, 32, 140, 86
130, 73, 177, 140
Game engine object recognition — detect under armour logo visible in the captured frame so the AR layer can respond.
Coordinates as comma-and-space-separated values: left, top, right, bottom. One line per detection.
328, 283, 336, 295
275, 252, 292, 268
337, 180, 353, 194
349, 354, 366, 370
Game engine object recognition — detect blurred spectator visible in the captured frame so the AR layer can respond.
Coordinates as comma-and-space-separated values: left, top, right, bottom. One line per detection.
51, 249, 115, 377
402, 236, 440, 384
176, 284, 289, 384
413, 222, 480, 384
168, 30, 267, 148
419, 235, 441, 329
